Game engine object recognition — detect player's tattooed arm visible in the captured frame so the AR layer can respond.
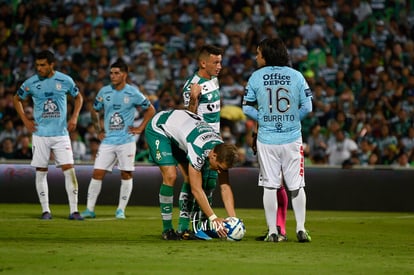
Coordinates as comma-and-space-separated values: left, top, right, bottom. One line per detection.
188, 83, 202, 114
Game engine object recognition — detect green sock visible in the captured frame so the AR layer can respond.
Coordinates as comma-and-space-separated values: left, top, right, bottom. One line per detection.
159, 183, 174, 232
177, 182, 193, 233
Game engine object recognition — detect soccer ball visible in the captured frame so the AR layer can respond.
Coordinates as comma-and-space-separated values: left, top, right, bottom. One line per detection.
224, 217, 246, 241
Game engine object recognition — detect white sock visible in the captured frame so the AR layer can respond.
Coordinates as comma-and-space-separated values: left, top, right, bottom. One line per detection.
36, 171, 49, 213
263, 187, 278, 235
64, 168, 79, 214
117, 179, 133, 211
86, 178, 102, 211
292, 187, 307, 232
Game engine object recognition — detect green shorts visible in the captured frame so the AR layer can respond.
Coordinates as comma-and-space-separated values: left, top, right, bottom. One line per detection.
145, 121, 185, 166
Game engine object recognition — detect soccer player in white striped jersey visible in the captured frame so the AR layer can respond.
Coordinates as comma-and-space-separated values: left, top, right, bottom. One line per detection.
145, 109, 239, 240
178, 45, 223, 239
13, 50, 84, 220
243, 38, 313, 242
81, 60, 155, 219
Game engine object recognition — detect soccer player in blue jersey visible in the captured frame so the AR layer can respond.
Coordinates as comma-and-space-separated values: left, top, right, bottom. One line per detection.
81, 60, 155, 219
145, 109, 239, 240
178, 45, 223, 239
13, 50, 84, 220
243, 38, 313, 242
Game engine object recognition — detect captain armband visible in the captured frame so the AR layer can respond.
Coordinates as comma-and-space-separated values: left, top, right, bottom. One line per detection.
242, 99, 257, 106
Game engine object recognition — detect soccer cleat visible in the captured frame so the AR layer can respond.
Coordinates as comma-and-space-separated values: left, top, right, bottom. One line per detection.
69, 212, 84, 220
80, 209, 96, 219
194, 230, 213, 240
41, 211, 52, 220
264, 233, 279, 242
162, 229, 180, 240
176, 229, 198, 240
297, 230, 311, 242
115, 209, 126, 219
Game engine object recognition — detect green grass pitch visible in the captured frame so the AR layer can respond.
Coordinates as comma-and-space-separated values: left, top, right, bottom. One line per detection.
0, 204, 413, 274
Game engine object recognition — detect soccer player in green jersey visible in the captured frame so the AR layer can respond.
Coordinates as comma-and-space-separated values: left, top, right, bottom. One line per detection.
145, 109, 239, 240
179, 45, 223, 239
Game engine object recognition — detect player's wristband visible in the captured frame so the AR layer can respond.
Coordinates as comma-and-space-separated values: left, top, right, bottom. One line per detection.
208, 214, 217, 222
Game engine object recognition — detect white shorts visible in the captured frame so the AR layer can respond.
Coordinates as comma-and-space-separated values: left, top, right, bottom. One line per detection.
94, 142, 136, 172
31, 135, 74, 168
257, 138, 305, 191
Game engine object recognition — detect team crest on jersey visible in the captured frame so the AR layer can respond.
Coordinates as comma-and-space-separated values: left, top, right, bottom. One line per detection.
156, 150, 162, 161
124, 96, 130, 104
55, 83, 62, 90
109, 112, 124, 130
42, 98, 60, 118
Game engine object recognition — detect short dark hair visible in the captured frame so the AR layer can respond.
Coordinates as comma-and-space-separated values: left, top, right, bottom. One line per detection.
258, 38, 289, 67
36, 50, 55, 64
197, 45, 223, 62
111, 59, 129, 73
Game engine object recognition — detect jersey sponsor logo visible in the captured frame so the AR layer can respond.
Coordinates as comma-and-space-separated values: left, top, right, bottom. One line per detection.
305, 88, 312, 97
276, 122, 283, 131
42, 99, 60, 118
194, 156, 204, 170
262, 73, 291, 85
195, 122, 214, 134
199, 132, 221, 141
113, 104, 121, 110
109, 112, 124, 130
206, 102, 219, 112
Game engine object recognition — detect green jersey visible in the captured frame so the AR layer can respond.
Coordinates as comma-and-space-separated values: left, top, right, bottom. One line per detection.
146, 110, 223, 171
182, 73, 221, 133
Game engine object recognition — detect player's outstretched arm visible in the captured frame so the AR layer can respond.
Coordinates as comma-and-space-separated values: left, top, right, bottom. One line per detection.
218, 171, 236, 217
188, 164, 227, 237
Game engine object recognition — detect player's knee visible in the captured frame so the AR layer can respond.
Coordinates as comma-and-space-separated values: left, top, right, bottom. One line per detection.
120, 170, 133, 180
291, 187, 303, 198
163, 173, 177, 185
92, 169, 106, 180
61, 164, 74, 171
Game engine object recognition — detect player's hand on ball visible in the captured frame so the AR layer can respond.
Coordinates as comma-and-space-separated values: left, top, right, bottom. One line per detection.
211, 217, 227, 238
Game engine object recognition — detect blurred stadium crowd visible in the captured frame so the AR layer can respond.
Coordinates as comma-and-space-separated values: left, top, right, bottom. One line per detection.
1, 0, 414, 168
